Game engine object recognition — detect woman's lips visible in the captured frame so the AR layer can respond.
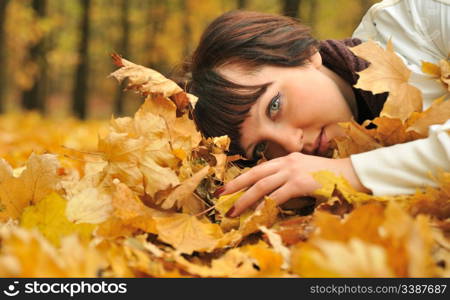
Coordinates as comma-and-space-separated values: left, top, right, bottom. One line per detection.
317, 128, 329, 155
311, 128, 329, 156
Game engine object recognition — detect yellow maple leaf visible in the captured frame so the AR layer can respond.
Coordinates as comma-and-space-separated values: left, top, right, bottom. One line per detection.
240, 241, 287, 277
0, 153, 60, 221
20, 193, 95, 247
153, 213, 224, 255
350, 40, 422, 121
312, 171, 374, 204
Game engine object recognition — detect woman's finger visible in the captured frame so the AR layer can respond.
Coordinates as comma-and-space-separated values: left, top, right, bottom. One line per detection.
255, 184, 294, 211
222, 159, 281, 195
227, 171, 286, 217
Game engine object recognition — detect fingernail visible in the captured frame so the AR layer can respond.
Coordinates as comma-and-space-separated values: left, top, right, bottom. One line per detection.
214, 187, 225, 197
225, 207, 236, 218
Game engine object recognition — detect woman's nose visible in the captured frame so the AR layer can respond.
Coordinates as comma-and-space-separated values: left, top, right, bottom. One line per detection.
274, 127, 304, 153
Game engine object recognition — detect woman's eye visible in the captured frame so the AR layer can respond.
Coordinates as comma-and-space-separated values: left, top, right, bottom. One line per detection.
268, 93, 282, 119
253, 142, 267, 159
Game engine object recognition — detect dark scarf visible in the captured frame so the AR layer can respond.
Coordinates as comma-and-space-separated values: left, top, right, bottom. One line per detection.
319, 38, 388, 123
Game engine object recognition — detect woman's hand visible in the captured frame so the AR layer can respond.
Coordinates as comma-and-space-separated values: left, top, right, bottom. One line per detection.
218, 152, 370, 218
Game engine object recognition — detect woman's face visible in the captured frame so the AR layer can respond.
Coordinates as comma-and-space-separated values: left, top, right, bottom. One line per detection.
218, 54, 355, 160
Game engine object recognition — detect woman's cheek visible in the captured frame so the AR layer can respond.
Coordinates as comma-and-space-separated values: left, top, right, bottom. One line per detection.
326, 123, 347, 140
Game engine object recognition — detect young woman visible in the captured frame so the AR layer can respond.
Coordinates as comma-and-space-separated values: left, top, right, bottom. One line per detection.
186, 0, 450, 217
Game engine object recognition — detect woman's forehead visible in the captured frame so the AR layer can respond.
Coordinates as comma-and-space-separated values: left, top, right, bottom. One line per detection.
217, 63, 270, 85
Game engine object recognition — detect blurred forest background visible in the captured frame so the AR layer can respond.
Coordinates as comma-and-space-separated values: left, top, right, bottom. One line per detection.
0, 0, 379, 120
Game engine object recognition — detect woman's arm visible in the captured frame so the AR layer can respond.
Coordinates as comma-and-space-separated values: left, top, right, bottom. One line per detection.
352, 0, 449, 108
349, 0, 450, 195
350, 120, 450, 195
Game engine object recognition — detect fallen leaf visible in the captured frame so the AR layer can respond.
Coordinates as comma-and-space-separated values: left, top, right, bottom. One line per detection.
154, 213, 224, 254
350, 40, 422, 121
160, 166, 209, 213
20, 193, 95, 247
0, 153, 60, 221
407, 95, 450, 136
422, 59, 450, 92
0, 226, 106, 277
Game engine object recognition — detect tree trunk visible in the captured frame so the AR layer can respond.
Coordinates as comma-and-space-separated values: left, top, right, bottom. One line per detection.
114, 0, 130, 116
72, 0, 91, 119
180, 0, 192, 59
21, 0, 48, 113
145, 0, 167, 70
237, 0, 247, 9
0, 0, 10, 113
282, 0, 301, 18
307, 0, 318, 33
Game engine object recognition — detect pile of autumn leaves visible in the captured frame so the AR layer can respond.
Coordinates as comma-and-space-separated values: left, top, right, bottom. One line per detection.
0, 41, 449, 277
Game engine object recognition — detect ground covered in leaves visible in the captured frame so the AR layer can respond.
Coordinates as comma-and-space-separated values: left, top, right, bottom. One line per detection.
0, 42, 449, 277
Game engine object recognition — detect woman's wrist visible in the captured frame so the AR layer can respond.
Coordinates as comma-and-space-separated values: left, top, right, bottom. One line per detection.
336, 157, 372, 194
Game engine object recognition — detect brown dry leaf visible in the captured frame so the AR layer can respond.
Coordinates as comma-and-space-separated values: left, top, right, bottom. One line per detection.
139, 94, 201, 151
350, 40, 422, 121
110, 53, 181, 96
0, 153, 59, 221
333, 120, 382, 157
110, 54, 198, 111
109, 180, 164, 235
160, 166, 209, 213
153, 213, 224, 255
98, 132, 148, 195
407, 95, 450, 136
102, 94, 203, 201
175, 240, 286, 277
271, 215, 315, 246
139, 154, 180, 199
407, 171, 450, 220
368, 117, 424, 146
238, 197, 279, 237
173, 247, 259, 277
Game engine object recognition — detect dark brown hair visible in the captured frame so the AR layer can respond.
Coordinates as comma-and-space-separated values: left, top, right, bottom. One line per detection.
186, 10, 319, 158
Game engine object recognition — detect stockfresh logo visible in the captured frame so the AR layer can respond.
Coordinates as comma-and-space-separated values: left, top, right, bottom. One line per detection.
3, 281, 20, 297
